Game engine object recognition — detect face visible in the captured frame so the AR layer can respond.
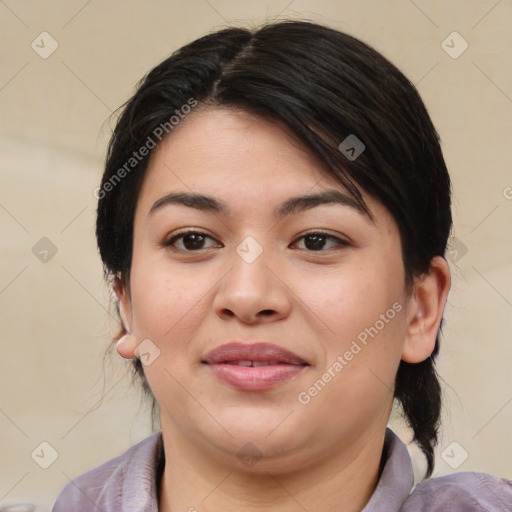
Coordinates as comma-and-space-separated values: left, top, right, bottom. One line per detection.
119, 107, 416, 472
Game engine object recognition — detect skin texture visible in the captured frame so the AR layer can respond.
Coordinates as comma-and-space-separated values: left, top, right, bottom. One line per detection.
115, 108, 451, 512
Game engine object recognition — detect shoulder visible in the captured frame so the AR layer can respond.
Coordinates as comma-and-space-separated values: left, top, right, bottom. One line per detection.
401, 471, 512, 511
52, 432, 163, 512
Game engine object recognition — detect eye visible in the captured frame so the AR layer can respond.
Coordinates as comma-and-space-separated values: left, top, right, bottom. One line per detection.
292, 231, 350, 251
163, 230, 221, 251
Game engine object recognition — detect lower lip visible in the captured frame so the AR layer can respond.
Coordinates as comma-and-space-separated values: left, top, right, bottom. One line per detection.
207, 363, 306, 391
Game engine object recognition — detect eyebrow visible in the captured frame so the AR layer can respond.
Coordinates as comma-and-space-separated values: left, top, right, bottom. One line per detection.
149, 190, 373, 222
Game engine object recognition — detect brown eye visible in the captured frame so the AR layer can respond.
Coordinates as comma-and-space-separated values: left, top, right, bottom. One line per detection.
293, 232, 349, 251
164, 231, 221, 251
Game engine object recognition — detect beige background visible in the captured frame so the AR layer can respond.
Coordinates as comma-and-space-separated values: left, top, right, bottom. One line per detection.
1, 1, 511, 510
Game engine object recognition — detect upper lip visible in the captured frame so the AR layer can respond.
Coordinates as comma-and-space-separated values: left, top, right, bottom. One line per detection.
203, 342, 308, 365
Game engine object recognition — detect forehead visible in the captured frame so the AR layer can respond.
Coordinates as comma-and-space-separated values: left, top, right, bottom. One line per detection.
136, 107, 391, 229
145, 107, 334, 188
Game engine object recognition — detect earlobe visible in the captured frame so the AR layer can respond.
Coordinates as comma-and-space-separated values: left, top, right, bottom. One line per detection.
401, 256, 451, 363
116, 333, 138, 359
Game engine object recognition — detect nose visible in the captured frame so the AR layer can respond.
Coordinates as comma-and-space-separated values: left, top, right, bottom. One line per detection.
212, 249, 292, 325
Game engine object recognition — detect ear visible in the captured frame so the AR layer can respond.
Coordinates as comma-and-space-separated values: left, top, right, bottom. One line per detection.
402, 256, 451, 363
114, 275, 132, 330
113, 275, 137, 359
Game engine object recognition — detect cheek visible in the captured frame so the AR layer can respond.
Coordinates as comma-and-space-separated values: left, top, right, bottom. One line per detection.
129, 253, 200, 340
128, 259, 204, 407
295, 252, 407, 413
296, 290, 407, 438
296, 256, 405, 348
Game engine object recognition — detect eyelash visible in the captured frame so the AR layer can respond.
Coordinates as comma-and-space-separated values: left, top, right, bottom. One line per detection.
162, 229, 350, 252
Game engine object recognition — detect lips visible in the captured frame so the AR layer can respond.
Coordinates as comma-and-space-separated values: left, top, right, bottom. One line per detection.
202, 342, 308, 391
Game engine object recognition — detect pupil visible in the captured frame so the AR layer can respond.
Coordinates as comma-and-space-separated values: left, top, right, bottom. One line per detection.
184, 233, 204, 250
305, 234, 326, 250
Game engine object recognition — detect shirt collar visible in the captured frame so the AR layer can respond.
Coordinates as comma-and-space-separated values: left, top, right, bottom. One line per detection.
362, 428, 415, 511
121, 431, 163, 511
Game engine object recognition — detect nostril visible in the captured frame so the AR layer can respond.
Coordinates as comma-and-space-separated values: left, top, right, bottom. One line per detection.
259, 310, 275, 316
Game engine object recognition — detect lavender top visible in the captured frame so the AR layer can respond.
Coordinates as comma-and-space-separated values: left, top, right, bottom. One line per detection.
52, 428, 512, 511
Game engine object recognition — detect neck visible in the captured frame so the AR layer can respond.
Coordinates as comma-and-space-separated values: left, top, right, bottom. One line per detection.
158, 421, 386, 512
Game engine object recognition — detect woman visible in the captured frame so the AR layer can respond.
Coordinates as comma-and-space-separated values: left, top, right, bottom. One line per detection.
53, 20, 512, 511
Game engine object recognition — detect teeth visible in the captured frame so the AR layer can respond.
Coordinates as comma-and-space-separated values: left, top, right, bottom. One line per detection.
235, 360, 253, 367
229, 360, 282, 367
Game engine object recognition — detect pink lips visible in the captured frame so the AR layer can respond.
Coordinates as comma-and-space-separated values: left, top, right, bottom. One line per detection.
203, 342, 308, 391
